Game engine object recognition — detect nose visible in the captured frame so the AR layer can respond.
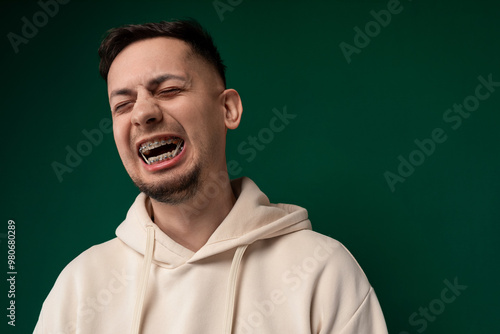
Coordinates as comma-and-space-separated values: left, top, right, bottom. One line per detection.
130, 91, 163, 127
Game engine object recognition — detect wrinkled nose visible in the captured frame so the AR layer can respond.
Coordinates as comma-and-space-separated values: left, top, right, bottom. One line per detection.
131, 93, 163, 127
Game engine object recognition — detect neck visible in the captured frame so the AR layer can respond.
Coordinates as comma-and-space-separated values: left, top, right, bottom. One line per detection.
149, 172, 236, 252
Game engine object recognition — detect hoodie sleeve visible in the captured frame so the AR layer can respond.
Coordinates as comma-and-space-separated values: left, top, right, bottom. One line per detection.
33, 311, 43, 334
336, 288, 388, 334
32, 242, 114, 334
311, 238, 388, 334
32, 261, 80, 334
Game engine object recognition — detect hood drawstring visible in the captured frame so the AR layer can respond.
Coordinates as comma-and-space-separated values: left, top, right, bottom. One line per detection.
131, 225, 155, 334
224, 245, 249, 334
130, 227, 248, 334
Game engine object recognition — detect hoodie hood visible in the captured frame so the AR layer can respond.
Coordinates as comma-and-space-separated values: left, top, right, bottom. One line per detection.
116, 177, 311, 267
117, 177, 312, 334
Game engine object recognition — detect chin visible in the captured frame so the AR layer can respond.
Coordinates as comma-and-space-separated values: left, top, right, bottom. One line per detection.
130, 162, 201, 205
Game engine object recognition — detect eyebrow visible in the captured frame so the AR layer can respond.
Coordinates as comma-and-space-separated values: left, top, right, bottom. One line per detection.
147, 74, 187, 89
109, 88, 133, 99
109, 74, 188, 99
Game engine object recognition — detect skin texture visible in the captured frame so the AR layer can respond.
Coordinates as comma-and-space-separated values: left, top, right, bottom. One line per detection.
107, 37, 243, 251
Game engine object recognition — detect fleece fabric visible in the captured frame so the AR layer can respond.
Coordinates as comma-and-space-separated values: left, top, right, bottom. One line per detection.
34, 177, 388, 334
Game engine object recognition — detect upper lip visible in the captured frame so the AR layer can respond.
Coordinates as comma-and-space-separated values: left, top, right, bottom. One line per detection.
135, 133, 184, 152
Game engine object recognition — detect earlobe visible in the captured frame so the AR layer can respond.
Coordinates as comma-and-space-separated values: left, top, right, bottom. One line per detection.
222, 89, 243, 130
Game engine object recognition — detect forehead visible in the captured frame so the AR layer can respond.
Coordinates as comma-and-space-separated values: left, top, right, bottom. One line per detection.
107, 37, 196, 94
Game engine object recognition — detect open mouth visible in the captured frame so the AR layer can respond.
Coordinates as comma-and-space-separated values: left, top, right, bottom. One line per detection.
138, 137, 185, 165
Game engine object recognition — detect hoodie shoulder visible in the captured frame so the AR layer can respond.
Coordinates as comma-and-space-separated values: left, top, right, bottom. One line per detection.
282, 230, 386, 333
268, 230, 368, 275
40, 237, 136, 311
60, 238, 129, 275
284, 230, 372, 294
241, 229, 386, 333
250, 229, 372, 296
35, 238, 133, 333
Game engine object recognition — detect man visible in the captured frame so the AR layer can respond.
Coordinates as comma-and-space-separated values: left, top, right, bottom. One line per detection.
35, 19, 387, 334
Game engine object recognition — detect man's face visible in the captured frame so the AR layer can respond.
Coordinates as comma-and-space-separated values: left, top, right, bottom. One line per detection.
107, 37, 227, 204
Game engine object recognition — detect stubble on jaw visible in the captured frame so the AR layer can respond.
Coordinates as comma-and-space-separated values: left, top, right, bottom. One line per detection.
130, 163, 202, 205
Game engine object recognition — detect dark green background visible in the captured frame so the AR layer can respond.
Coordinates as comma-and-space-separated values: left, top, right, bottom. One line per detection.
1, 0, 499, 333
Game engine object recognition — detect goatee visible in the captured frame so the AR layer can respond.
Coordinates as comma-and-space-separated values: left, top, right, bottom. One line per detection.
132, 164, 201, 205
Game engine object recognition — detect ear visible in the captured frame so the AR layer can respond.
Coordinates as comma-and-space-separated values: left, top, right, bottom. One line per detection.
221, 89, 243, 130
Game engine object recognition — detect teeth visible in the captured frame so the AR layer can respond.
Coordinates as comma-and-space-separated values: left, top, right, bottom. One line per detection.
147, 152, 175, 164
140, 137, 184, 165
139, 137, 182, 153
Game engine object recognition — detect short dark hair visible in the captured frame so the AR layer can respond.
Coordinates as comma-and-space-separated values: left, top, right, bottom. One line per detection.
98, 19, 226, 87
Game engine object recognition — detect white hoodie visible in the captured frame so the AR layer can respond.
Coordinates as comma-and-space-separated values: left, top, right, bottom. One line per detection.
34, 177, 387, 334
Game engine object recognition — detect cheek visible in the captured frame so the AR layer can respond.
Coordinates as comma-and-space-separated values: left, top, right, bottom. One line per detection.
192, 100, 224, 130
112, 121, 131, 157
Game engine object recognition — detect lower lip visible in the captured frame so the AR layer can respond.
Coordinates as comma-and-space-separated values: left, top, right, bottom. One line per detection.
140, 143, 187, 172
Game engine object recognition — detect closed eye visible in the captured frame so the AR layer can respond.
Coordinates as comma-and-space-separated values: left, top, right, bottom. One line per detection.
157, 88, 182, 97
114, 101, 133, 113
